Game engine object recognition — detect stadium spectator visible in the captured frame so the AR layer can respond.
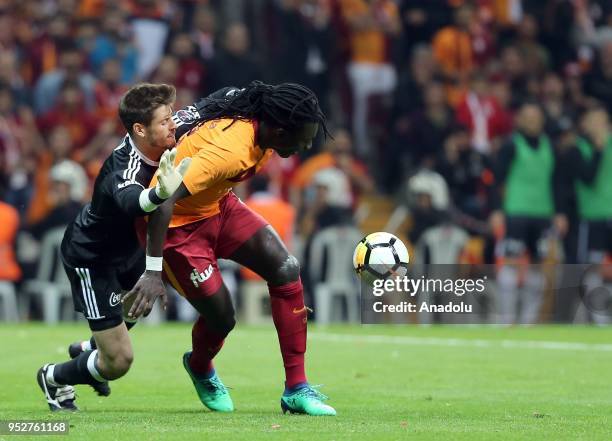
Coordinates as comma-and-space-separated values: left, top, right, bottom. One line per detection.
341, 0, 401, 156
86, 10, 138, 84
22, 14, 72, 87
26, 160, 87, 241
436, 124, 493, 225
0, 51, 29, 106
398, 0, 453, 56
391, 45, 438, 129
514, 14, 551, 77
432, 3, 475, 104
273, 0, 333, 115
0, 191, 20, 283
498, 45, 532, 108
191, 5, 217, 61
33, 45, 97, 115
583, 40, 612, 113
37, 81, 99, 150
386, 168, 450, 244
129, 0, 172, 79
93, 59, 129, 125
400, 81, 454, 169
149, 55, 180, 86
26, 125, 77, 226
167, 32, 205, 92
455, 72, 513, 154
205, 23, 263, 94
290, 128, 373, 219
540, 72, 576, 141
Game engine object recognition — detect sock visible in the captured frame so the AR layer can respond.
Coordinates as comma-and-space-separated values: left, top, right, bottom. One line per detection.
269, 277, 307, 389
51, 350, 107, 386
284, 381, 309, 395
189, 316, 225, 377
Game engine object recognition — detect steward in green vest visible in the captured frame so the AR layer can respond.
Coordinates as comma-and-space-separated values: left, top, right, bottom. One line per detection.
490, 102, 568, 262
491, 102, 568, 326
567, 106, 612, 263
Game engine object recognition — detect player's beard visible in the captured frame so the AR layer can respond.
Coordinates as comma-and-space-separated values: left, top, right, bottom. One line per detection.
149, 132, 176, 151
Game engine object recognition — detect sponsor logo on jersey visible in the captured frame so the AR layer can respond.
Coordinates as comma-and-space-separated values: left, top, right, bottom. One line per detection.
109, 292, 122, 307
175, 107, 199, 125
190, 264, 214, 288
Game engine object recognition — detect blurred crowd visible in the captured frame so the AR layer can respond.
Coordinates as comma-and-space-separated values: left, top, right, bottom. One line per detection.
1, 0, 611, 323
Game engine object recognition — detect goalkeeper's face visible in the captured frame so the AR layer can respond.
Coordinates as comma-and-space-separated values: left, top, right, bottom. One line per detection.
145, 104, 177, 151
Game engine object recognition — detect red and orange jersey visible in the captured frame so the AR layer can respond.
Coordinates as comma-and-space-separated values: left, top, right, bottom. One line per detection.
151, 118, 273, 227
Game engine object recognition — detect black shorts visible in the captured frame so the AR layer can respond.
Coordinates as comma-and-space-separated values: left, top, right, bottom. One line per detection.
62, 253, 144, 331
577, 220, 612, 263
503, 216, 551, 260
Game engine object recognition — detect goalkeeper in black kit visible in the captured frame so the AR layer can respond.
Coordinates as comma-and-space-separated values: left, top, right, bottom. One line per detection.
35, 83, 202, 411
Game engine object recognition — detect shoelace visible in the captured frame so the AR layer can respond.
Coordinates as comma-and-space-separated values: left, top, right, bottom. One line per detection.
55, 385, 76, 403
198, 376, 229, 397
293, 385, 329, 401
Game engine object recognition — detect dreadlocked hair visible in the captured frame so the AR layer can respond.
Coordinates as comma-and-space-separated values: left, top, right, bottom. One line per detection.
198, 81, 330, 137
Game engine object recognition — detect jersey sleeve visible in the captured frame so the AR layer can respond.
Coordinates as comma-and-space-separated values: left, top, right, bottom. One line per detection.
109, 169, 150, 217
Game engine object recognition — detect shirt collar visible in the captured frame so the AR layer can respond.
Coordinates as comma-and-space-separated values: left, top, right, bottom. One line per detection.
127, 135, 159, 166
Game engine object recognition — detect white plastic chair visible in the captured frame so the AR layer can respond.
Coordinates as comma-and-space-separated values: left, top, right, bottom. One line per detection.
20, 226, 73, 324
0, 281, 19, 322
241, 280, 272, 324
309, 226, 363, 324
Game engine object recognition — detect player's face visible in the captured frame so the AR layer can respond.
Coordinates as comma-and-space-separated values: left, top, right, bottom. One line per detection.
269, 122, 319, 158
145, 104, 177, 151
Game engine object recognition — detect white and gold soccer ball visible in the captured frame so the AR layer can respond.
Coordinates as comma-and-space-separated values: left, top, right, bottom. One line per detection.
353, 232, 409, 285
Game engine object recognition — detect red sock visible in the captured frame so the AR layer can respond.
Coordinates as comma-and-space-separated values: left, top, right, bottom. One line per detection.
189, 316, 225, 375
269, 277, 308, 388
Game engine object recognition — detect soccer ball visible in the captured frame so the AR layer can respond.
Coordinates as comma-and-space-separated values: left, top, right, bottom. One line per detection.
353, 232, 409, 285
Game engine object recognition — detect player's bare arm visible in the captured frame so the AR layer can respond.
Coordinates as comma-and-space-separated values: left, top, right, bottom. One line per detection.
124, 183, 191, 318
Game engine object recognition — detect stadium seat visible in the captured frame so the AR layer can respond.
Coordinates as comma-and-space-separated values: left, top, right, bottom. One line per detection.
309, 226, 363, 324
241, 280, 272, 324
20, 227, 73, 324
0, 281, 19, 322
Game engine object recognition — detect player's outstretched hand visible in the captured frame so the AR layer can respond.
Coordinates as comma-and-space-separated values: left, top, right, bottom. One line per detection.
155, 148, 191, 199
123, 271, 168, 319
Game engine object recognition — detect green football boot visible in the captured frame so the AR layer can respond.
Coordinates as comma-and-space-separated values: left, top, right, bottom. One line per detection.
280, 384, 336, 416
182, 352, 234, 412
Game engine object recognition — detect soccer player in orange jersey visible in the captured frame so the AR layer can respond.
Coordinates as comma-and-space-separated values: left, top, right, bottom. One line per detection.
125, 81, 336, 416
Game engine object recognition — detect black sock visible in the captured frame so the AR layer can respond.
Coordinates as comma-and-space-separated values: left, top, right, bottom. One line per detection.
52, 350, 106, 386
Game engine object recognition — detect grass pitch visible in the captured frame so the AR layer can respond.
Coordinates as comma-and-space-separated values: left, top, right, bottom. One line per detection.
1, 323, 611, 440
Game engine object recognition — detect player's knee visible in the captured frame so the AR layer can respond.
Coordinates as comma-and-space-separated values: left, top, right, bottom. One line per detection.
270, 254, 301, 285
211, 315, 236, 336
102, 348, 134, 379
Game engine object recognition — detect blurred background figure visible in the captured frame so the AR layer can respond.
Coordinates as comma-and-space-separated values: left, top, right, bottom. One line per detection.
492, 102, 568, 325
341, 0, 401, 157
567, 106, 612, 324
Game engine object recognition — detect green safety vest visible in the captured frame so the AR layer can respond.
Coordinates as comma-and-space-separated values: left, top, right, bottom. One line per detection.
575, 136, 612, 220
503, 133, 555, 217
